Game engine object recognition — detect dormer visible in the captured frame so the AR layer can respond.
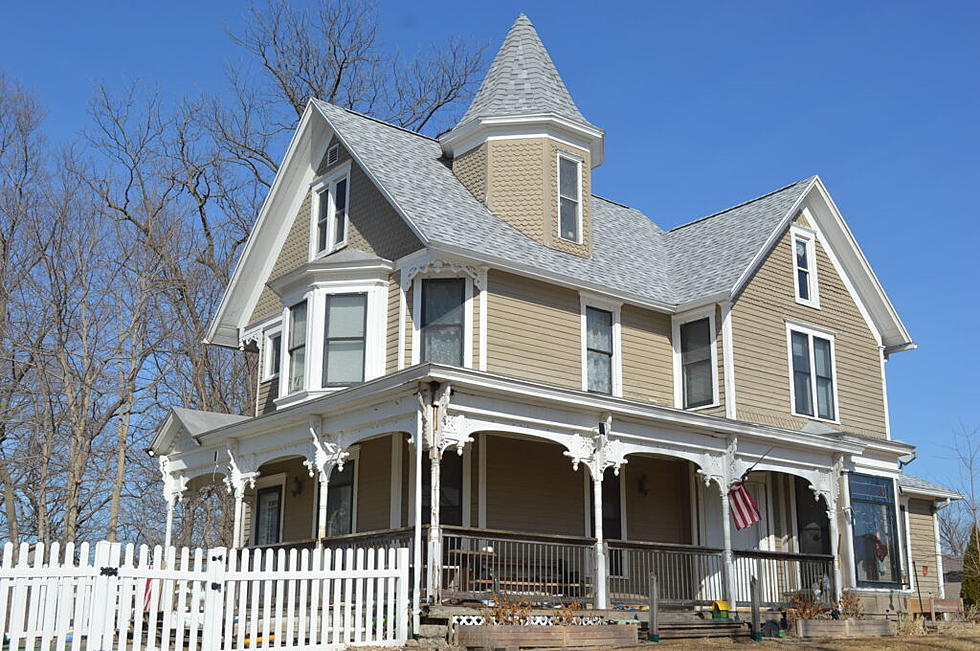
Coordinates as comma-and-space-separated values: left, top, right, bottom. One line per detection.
441, 15, 604, 258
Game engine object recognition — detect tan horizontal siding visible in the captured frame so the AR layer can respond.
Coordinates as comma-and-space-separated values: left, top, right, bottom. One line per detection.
620, 305, 673, 405
386, 271, 401, 373
625, 457, 691, 544
732, 216, 887, 438
252, 457, 314, 543
908, 499, 941, 597
485, 435, 586, 536
256, 379, 278, 416
486, 270, 581, 389
356, 437, 391, 532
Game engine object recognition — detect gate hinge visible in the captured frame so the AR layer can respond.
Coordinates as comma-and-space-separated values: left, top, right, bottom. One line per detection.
210, 582, 222, 591
100, 567, 119, 577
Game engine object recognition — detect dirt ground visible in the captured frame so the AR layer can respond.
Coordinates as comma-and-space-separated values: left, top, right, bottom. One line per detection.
645, 623, 980, 650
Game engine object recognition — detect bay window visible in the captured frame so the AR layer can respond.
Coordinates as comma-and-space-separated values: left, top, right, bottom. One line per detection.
421, 278, 465, 366
849, 474, 902, 587
789, 326, 836, 421
323, 293, 367, 386
680, 317, 714, 408
287, 300, 307, 394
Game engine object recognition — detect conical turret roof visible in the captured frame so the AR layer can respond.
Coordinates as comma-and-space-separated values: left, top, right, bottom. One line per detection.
457, 14, 594, 129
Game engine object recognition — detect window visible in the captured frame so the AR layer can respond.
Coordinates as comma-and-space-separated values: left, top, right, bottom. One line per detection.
263, 330, 282, 381
792, 229, 819, 307
314, 174, 350, 256
287, 301, 307, 393
421, 278, 465, 366
849, 474, 902, 587
586, 307, 613, 394
323, 293, 367, 386
558, 154, 581, 242
253, 485, 282, 546
789, 327, 836, 420
680, 318, 714, 408
421, 452, 463, 526
325, 461, 356, 537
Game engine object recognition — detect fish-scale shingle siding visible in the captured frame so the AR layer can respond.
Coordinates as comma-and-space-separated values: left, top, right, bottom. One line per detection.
732, 216, 887, 438
452, 143, 487, 202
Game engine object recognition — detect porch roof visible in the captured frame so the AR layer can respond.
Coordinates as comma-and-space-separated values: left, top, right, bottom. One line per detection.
161, 363, 911, 463
898, 474, 961, 501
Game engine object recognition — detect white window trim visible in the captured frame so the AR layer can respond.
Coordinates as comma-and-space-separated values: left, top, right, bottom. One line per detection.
785, 321, 841, 424
791, 225, 820, 309
310, 161, 352, 260
557, 151, 583, 245
579, 293, 622, 397
276, 278, 387, 408
410, 274, 474, 368
262, 323, 283, 382
672, 306, 720, 410
254, 472, 286, 546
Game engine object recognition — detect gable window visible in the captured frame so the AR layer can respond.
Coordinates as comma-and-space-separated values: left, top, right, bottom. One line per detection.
313, 169, 350, 257
263, 329, 282, 381
323, 293, 367, 386
788, 326, 836, 421
585, 307, 613, 394
287, 300, 307, 394
421, 278, 465, 366
849, 474, 901, 587
680, 318, 714, 408
792, 227, 819, 307
558, 154, 582, 243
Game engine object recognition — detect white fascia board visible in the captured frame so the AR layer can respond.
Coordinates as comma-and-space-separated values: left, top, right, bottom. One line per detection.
899, 485, 963, 501
426, 241, 677, 314
311, 101, 429, 247
205, 103, 321, 348
149, 410, 179, 455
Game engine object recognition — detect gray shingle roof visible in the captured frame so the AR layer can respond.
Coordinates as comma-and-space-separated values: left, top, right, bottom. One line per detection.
456, 14, 594, 130
898, 474, 962, 499
313, 100, 812, 308
171, 407, 250, 437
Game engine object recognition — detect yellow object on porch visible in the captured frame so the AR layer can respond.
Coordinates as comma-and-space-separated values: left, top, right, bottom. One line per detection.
711, 600, 731, 620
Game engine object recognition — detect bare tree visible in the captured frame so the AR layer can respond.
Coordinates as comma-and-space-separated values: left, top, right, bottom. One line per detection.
938, 426, 979, 557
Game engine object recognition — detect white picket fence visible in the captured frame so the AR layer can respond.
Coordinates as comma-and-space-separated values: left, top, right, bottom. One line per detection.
0, 540, 410, 650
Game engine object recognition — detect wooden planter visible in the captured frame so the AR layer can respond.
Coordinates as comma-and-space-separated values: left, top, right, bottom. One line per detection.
457, 623, 638, 649
795, 619, 892, 639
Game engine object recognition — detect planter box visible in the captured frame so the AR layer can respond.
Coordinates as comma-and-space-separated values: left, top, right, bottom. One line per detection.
795, 619, 892, 639
457, 623, 638, 649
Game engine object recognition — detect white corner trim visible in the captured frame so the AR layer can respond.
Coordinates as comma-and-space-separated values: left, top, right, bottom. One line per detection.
880, 347, 892, 440
397, 277, 407, 371
721, 302, 737, 420
671, 305, 720, 410
579, 292, 623, 398
933, 507, 945, 598
478, 270, 488, 371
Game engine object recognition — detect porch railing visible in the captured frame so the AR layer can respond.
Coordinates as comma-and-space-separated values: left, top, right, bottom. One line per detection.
607, 540, 725, 606
732, 549, 835, 607
440, 525, 595, 604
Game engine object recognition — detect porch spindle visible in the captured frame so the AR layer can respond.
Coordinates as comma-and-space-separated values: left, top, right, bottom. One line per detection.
592, 471, 608, 609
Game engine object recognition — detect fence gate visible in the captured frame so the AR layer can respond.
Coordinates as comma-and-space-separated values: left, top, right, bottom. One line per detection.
0, 540, 410, 650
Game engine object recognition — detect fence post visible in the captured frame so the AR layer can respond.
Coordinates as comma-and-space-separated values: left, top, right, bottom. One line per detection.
647, 574, 659, 643
750, 575, 762, 641
397, 547, 410, 643
202, 547, 227, 650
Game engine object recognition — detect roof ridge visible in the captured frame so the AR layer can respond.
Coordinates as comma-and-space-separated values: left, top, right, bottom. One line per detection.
314, 99, 439, 142
591, 193, 634, 210
667, 176, 815, 233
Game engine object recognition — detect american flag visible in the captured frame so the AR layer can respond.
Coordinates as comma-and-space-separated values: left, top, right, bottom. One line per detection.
729, 481, 762, 530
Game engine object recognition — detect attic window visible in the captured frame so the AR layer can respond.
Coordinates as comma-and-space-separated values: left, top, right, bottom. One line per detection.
327, 144, 339, 166
792, 226, 819, 308
558, 153, 582, 243
312, 165, 351, 257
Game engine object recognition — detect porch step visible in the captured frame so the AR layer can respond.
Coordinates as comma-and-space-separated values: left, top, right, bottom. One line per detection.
654, 620, 748, 640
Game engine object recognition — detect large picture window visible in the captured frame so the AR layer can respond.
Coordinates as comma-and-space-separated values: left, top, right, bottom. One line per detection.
287, 300, 307, 394
586, 307, 613, 394
849, 474, 902, 587
323, 293, 367, 386
421, 278, 465, 366
789, 327, 836, 420
680, 317, 713, 408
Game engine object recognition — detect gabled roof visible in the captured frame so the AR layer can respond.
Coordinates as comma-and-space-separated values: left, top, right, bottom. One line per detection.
151, 407, 250, 455
456, 14, 594, 130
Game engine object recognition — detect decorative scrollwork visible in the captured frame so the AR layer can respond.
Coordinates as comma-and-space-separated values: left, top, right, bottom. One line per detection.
564, 413, 626, 477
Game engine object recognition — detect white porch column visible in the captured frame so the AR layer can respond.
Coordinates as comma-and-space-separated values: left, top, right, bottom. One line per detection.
839, 471, 856, 590
164, 498, 176, 552
232, 482, 247, 547
413, 390, 427, 620
428, 445, 442, 602
225, 451, 258, 549
316, 473, 330, 540
591, 470, 608, 609
159, 456, 186, 554
718, 481, 736, 606
827, 501, 842, 601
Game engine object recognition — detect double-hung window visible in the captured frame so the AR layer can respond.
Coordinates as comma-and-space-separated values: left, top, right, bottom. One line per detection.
323, 293, 367, 386
420, 278, 465, 366
792, 228, 819, 307
680, 317, 714, 408
558, 154, 582, 243
315, 175, 349, 256
263, 330, 282, 381
287, 300, 307, 394
585, 307, 613, 394
849, 474, 901, 587
789, 326, 836, 421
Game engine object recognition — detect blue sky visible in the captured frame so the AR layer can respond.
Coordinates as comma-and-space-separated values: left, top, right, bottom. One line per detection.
3, 1, 978, 484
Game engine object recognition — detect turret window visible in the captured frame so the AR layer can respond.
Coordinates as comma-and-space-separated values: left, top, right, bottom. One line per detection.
558, 154, 582, 243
